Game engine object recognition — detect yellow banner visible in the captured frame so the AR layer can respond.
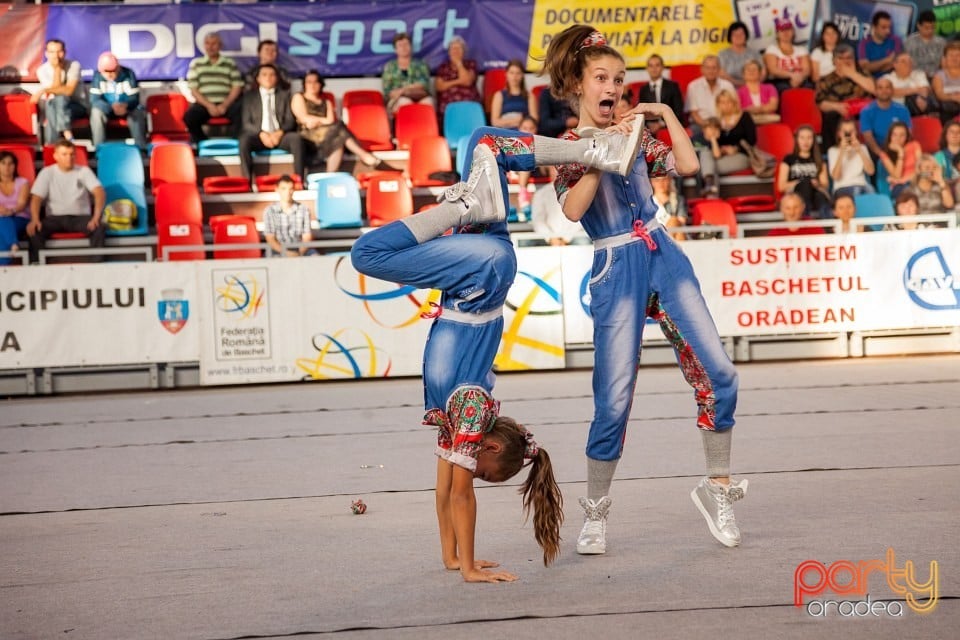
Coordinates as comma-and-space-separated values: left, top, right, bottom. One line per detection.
527, 0, 736, 69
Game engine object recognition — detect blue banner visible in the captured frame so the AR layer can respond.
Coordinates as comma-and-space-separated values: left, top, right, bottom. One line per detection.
44, 1, 535, 81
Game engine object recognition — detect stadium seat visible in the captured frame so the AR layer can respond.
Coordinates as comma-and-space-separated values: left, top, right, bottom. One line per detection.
0, 144, 36, 182
103, 182, 149, 237
197, 138, 240, 157
911, 116, 942, 154
157, 222, 204, 261
625, 81, 647, 104
394, 103, 439, 150
202, 176, 251, 194
313, 172, 363, 229
42, 143, 89, 166
149, 142, 196, 194
726, 194, 777, 215
146, 93, 191, 142
854, 192, 895, 231
756, 123, 795, 162
455, 135, 472, 177
365, 172, 413, 227
255, 174, 303, 192
691, 199, 738, 237
779, 88, 821, 134
211, 215, 261, 259
154, 182, 203, 227
96, 143, 144, 186
531, 85, 547, 103
667, 64, 701, 100
407, 136, 455, 187
482, 68, 507, 114
0, 93, 39, 145
343, 104, 393, 151
443, 101, 485, 150
342, 89, 385, 110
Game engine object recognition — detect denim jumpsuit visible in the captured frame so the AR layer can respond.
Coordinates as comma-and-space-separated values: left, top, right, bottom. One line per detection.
351, 127, 535, 422
556, 130, 739, 462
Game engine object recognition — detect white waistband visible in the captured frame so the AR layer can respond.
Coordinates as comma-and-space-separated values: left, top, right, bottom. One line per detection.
440, 307, 503, 325
593, 219, 663, 251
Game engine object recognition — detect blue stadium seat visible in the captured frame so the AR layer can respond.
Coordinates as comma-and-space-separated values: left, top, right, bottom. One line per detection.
313, 172, 362, 229
96, 142, 144, 186
443, 102, 485, 150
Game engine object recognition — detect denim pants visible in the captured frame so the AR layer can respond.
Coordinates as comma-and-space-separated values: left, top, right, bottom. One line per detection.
90, 105, 148, 150
44, 96, 87, 141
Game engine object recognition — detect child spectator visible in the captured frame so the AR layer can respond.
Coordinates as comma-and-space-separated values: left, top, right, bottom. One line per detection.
262, 175, 313, 256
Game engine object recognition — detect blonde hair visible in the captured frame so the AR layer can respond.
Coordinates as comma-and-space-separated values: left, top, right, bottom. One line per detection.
715, 89, 742, 117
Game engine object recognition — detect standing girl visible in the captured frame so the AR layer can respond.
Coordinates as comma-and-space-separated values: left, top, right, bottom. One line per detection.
542, 25, 748, 555
351, 124, 643, 581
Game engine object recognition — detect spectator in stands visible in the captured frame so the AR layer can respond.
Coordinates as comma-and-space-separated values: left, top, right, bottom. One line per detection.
932, 41, 960, 124
763, 19, 812, 94
239, 64, 304, 188
490, 59, 537, 129
512, 115, 547, 217
381, 33, 434, 115
885, 52, 935, 116
828, 119, 876, 198
767, 192, 825, 236
878, 121, 922, 197
434, 36, 482, 120
891, 190, 925, 230
718, 21, 763, 87
0, 150, 30, 265
861, 77, 911, 160
637, 54, 683, 133
778, 125, 831, 219
89, 52, 148, 152
697, 90, 755, 197
651, 174, 687, 241
183, 32, 244, 144
816, 44, 876, 151
911, 153, 955, 214
292, 70, 379, 173
27, 139, 105, 264
685, 55, 735, 132
738, 59, 779, 124
537, 87, 577, 138
531, 170, 583, 246
30, 39, 88, 142
934, 121, 960, 199
245, 40, 290, 91
904, 10, 945, 80
262, 174, 313, 257
831, 192, 857, 233
858, 11, 902, 79
810, 22, 840, 83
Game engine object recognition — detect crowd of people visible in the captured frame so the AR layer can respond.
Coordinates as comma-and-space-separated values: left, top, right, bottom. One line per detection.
4, 10, 957, 262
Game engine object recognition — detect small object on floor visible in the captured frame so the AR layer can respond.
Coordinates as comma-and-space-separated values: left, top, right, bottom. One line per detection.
351, 498, 367, 515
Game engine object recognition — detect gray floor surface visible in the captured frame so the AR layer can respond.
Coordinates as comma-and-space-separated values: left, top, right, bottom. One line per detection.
1, 355, 958, 639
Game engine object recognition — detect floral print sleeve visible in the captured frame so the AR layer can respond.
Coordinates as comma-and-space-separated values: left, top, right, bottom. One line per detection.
424, 385, 499, 472
642, 128, 676, 178
553, 129, 587, 202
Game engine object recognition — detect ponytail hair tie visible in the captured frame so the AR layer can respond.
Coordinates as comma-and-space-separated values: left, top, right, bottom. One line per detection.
521, 426, 540, 465
578, 30, 607, 52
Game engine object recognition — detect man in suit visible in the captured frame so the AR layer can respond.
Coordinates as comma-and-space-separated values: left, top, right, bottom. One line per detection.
637, 54, 683, 133
239, 63, 304, 187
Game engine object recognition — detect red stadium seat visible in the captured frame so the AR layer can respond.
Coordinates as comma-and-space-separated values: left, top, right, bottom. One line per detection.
211, 215, 261, 259
154, 182, 203, 227
911, 116, 942, 154
394, 103, 439, 150
146, 93, 191, 142
756, 123, 795, 162
0, 94, 39, 144
482, 68, 507, 113
691, 199, 738, 237
726, 194, 777, 214
42, 143, 89, 166
779, 88, 821, 134
202, 176, 251, 194
157, 222, 205, 261
343, 104, 393, 151
149, 142, 196, 194
407, 136, 454, 187
667, 64, 701, 100
365, 172, 413, 226
0, 144, 37, 182
255, 174, 304, 192
625, 81, 647, 104
342, 90, 385, 109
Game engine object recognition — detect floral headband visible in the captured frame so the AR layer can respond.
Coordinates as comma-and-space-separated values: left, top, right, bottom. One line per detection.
521, 426, 539, 465
578, 30, 607, 52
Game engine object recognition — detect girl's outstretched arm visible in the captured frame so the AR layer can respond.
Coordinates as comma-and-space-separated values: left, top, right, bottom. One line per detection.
436, 459, 503, 572
450, 465, 518, 583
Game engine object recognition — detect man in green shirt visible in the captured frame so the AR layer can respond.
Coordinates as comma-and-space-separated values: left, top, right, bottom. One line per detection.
183, 32, 244, 143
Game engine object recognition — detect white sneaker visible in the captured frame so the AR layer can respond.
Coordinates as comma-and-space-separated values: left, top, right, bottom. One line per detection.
690, 477, 748, 548
437, 144, 505, 225
583, 116, 645, 176
576, 496, 611, 555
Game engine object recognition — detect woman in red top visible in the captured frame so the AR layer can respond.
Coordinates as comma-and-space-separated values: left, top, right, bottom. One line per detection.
434, 36, 481, 120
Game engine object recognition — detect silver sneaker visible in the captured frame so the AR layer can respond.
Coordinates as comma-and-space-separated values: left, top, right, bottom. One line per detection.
583, 116, 645, 176
576, 496, 612, 555
437, 144, 505, 225
691, 477, 748, 548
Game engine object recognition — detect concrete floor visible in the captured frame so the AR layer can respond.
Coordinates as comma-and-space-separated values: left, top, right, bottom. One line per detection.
1, 355, 958, 639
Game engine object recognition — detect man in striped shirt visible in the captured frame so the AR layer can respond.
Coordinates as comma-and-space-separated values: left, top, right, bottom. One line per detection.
183, 32, 244, 144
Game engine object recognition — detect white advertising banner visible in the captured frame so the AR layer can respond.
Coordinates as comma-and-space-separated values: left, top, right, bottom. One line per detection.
0, 262, 199, 369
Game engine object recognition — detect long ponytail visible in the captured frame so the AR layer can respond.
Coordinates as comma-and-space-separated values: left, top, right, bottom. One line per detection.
520, 447, 564, 566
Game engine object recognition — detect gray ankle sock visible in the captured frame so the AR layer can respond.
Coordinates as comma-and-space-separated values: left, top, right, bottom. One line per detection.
701, 429, 732, 478
400, 200, 465, 243
533, 135, 593, 167
587, 457, 619, 501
